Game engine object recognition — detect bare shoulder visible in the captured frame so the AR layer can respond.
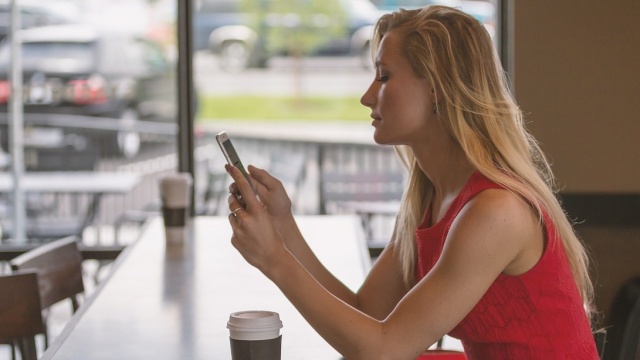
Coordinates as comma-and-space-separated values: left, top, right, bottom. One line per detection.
441, 188, 543, 276
465, 188, 538, 224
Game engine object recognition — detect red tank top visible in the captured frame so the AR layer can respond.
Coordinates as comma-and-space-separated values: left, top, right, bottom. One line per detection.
415, 172, 598, 359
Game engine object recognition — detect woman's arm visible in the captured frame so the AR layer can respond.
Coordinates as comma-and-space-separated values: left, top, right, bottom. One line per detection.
235, 166, 409, 316
227, 165, 542, 359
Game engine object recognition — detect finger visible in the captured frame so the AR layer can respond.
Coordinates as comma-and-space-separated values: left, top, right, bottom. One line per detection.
228, 212, 237, 229
247, 165, 280, 191
227, 192, 245, 211
227, 183, 246, 209
227, 165, 260, 209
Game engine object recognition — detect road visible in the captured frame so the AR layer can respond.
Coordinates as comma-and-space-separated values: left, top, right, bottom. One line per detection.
193, 52, 376, 97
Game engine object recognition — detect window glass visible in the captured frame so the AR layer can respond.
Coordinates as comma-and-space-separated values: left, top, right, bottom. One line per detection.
0, 0, 179, 252
191, 0, 499, 217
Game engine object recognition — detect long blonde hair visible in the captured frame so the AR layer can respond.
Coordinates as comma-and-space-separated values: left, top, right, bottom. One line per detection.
375, 6, 595, 323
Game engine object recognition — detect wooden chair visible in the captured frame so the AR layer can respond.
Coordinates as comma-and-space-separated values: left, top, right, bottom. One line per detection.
9, 236, 85, 348
617, 294, 640, 360
0, 270, 46, 360
604, 276, 640, 360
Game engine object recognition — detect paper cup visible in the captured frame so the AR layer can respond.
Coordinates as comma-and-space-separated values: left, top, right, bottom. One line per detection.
228, 311, 283, 360
160, 173, 192, 245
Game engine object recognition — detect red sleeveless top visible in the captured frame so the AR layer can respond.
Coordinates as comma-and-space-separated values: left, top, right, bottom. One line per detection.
415, 172, 598, 359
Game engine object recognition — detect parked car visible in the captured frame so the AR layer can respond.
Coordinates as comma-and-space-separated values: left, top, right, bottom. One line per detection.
0, 0, 79, 42
194, 0, 384, 72
373, 0, 460, 11
373, 0, 496, 40
0, 24, 177, 158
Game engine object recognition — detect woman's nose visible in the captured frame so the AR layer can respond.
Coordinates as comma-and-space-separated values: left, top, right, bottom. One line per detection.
360, 81, 376, 108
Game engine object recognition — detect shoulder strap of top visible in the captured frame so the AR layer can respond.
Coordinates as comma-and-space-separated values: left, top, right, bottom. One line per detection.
444, 172, 504, 228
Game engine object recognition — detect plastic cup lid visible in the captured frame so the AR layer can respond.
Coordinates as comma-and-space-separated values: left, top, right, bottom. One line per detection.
227, 310, 283, 333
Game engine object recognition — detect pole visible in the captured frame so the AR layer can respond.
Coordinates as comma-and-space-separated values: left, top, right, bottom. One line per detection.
177, 0, 196, 216
9, 0, 26, 243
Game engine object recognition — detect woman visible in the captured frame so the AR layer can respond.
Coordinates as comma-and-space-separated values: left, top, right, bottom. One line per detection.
225, 5, 599, 359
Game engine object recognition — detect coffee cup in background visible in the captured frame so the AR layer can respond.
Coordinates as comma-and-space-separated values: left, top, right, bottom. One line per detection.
227, 310, 283, 360
159, 172, 193, 246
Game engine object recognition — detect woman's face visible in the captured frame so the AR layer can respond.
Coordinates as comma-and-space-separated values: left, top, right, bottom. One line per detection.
360, 31, 438, 147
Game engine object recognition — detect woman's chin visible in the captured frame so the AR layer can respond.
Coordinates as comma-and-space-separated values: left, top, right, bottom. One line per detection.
372, 130, 388, 145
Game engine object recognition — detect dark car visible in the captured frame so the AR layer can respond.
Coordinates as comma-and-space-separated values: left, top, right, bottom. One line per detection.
0, 24, 177, 158
0, 0, 79, 42
194, 0, 384, 72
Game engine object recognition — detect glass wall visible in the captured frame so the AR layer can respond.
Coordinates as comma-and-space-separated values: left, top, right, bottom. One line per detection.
0, 0, 500, 245
191, 0, 499, 216
0, 0, 179, 245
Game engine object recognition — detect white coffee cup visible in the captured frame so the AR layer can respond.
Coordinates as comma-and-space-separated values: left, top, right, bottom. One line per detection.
227, 310, 283, 360
159, 173, 192, 246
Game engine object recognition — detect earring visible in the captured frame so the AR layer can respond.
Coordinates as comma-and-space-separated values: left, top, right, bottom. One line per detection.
433, 103, 438, 115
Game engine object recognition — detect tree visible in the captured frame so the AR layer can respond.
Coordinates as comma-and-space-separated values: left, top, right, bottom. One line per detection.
240, 0, 348, 102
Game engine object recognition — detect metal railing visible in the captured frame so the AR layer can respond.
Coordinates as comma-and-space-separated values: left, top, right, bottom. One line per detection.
1, 121, 405, 244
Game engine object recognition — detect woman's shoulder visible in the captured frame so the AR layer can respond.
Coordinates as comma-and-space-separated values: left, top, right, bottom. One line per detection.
446, 187, 544, 274
462, 187, 536, 226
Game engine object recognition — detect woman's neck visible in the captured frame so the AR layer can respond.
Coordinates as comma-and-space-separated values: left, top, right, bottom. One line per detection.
412, 142, 476, 225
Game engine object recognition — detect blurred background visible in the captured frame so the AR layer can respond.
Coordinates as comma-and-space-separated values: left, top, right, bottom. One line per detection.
0, 0, 497, 245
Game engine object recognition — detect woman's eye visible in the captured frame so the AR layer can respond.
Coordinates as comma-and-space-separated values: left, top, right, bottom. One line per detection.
376, 75, 389, 83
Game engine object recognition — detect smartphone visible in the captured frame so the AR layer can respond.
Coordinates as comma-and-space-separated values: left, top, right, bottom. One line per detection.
215, 131, 256, 194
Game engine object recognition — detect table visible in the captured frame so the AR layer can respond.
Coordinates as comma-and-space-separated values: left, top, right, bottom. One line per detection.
0, 172, 141, 193
41, 215, 372, 360
0, 172, 140, 242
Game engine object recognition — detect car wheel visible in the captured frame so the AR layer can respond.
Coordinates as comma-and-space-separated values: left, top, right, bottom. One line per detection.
116, 108, 141, 159
218, 41, 251, 73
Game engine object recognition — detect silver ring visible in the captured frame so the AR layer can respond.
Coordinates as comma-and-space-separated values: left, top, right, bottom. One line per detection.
231, 207, 244, 217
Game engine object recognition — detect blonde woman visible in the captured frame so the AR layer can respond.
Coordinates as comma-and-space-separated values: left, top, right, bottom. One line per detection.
225, 5, 599, 359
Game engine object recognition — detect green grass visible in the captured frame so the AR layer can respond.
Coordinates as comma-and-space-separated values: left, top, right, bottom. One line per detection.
197, 95, 370, 122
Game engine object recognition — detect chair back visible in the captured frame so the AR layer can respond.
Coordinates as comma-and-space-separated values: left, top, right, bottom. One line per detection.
0, 270, 45, 360
618, 295, 640, 360
10, 236, 85, 311
604, 276, 640, 360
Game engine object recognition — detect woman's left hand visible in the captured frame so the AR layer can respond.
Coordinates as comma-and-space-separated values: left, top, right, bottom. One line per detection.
226, 164, 287, 274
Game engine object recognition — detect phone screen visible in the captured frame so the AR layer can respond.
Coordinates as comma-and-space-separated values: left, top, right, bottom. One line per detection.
216, 131, 255, 194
